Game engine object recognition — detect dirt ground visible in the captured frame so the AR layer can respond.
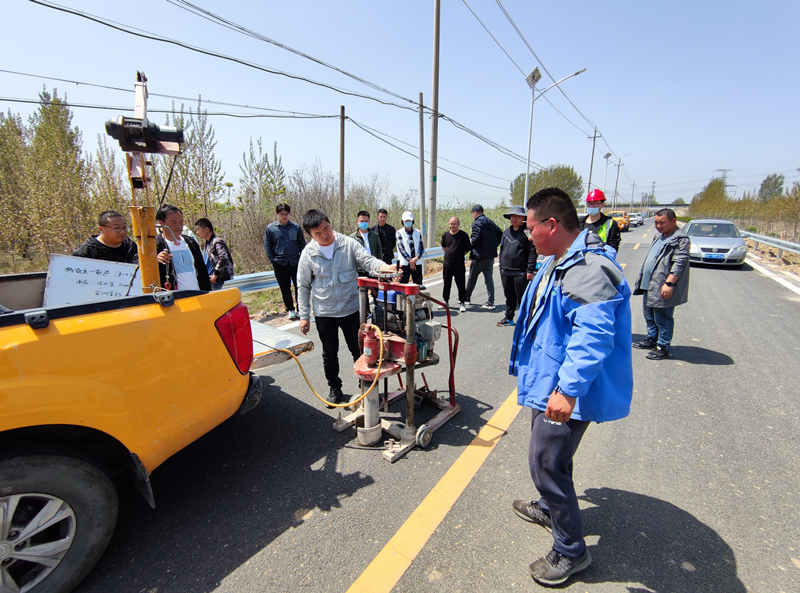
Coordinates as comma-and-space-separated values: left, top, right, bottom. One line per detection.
745, 239, 800, 277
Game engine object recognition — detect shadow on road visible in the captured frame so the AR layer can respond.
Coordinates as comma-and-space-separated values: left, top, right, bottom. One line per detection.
575, 487, 746, 593
75, 375, 375, 593
632, 333, 734, 366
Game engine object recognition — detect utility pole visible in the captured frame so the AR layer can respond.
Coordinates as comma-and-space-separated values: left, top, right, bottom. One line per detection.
418, 92, 426, 242
427, 0, 441, 249
651, 181, 656, 211
630, 182, 636, 209
613, 160, 622, 209
339, 105, 345, 231
587, 127, 599, 193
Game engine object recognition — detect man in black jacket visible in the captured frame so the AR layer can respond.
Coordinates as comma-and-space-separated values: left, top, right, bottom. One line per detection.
370, 208, 397, 265
465, 204, 503, 309
497, 206, 538, 326
73, 211, 139, 264
440, 216, 471, 311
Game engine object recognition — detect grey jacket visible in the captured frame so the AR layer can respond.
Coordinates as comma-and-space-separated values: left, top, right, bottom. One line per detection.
297, 232, 385, 320
633, 228, 690, 308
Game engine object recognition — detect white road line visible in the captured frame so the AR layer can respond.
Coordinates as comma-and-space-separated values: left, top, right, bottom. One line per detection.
746, 256, 800, 296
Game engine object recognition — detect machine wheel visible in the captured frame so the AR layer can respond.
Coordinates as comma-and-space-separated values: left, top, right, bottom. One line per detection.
416, 424, 433, 448
0, 455, 119, 593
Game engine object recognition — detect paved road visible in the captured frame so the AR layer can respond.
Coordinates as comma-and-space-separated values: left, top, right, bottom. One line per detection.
76, 220, 800, 593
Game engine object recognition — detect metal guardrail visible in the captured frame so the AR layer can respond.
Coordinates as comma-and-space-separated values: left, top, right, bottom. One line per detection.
227, 246, 446, 294
739, 231, 800, 259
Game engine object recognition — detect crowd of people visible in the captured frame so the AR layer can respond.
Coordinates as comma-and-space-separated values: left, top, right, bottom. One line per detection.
70, 191, 691, 588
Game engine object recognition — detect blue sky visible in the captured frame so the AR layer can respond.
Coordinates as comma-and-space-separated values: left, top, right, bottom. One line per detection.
4, 0, 799, 207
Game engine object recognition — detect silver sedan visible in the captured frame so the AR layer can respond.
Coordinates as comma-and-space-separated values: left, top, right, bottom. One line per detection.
685, 219, 747, 268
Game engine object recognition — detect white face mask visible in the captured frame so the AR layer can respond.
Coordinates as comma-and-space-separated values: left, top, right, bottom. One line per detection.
587, 207, 601, 215
403, 220, 413, 228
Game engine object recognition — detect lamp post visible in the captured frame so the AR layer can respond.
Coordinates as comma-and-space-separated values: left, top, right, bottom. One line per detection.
602, 152, 612, 194
523, 67, 587, 205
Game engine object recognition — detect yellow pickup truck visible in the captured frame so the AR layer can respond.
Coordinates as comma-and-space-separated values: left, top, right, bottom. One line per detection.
0, 273, 262, 593
606, 210, 630, 232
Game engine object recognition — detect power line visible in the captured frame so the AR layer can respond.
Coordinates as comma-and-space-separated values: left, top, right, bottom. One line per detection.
29, 0, 420, 114
0, 96, 337, 119
493, 0, 617, 156
168, 0, 418, 108
348, 118, 509, 191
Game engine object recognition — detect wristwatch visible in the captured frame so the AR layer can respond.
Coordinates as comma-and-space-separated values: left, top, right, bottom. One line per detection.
665, 281, 675, 287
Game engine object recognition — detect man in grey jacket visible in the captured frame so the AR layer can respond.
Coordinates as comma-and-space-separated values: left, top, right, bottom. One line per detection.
297, 210, 399, 406
632, 208, 690, 360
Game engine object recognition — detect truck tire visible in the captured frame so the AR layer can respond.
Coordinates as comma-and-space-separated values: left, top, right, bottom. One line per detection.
0, 455, 119, 593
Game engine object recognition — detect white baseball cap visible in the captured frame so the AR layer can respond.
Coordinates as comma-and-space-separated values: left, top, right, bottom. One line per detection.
401, 211, 414, 222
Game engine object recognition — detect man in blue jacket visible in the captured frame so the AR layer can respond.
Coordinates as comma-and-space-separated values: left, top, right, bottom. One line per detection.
465, 204, 502, 309
264, 203, 307, 320
509, 188, 633, 586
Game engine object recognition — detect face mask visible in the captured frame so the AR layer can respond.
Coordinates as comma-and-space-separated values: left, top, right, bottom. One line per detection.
358, 222, 370, 231
404, 221, 413, 228
587, 207, 601, 215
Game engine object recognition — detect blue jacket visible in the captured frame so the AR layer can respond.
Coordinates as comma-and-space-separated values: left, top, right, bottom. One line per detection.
509, 230, 633, 423
264, 220, 306, 266
469, 214, 502, 260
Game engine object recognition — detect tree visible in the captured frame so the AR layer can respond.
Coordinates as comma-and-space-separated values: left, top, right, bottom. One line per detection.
509, 164, 584, 206
757, 173, 785, 203
672, 197, 686, 206
88, 134, 128, 215
191, 99, 224, 216
26, 89, 93, 259
0, 111, 29, 267
690, 178, 728, 218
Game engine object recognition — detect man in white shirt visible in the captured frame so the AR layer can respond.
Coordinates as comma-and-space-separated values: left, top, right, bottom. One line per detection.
155, 205, 211, 291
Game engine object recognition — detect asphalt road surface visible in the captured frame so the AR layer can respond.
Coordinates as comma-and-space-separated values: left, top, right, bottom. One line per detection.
75, 219, 800, 593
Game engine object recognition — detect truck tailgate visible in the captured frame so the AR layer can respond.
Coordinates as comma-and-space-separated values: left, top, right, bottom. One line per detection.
250, 320, 313, 371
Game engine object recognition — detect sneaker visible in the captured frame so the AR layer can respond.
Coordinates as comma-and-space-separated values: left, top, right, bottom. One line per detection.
437, 302, 449, 310
512, 500, 552, 530
459, 303, 467, 312
646, 345, 671, 360
325, 387, 343, 409
632, 337, 657, 349
464, 301, 471, 306
529, 548, 592, 586
481, 302, 495, 310
288, 310, 298, 320
496, 317, 515, 327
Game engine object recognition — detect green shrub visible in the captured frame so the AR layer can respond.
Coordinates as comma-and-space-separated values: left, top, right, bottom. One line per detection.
677, 216, 692, 223
746, 226, 757, 232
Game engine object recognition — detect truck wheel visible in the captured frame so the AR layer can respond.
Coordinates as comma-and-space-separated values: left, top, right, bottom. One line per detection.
0, 455, 119, 593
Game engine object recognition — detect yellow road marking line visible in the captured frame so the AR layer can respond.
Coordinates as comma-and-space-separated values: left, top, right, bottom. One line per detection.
621, 262, 626, 269
346, 390, 522, 593
633, 243, 640, 250
642, 234, 647, 238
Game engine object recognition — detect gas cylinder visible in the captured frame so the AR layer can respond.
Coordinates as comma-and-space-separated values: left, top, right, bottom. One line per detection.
362, 326, 380, 367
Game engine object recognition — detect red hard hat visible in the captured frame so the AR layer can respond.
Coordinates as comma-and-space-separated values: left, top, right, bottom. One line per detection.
586, 189, 606, 203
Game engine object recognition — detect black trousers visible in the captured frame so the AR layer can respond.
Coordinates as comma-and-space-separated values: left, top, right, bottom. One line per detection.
315, 311, 361, 390
442, 265, 466, 303
273, 262, 298, 312
501, 272, 530, 321
400, 265, 423, 284
529, 409, 591, 558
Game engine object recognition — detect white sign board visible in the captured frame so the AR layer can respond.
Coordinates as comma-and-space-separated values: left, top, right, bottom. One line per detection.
43, 254, 142, 307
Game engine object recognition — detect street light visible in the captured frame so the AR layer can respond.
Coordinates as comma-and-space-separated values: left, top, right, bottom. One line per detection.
523, 67, 587, 205
602, 152, 613, 194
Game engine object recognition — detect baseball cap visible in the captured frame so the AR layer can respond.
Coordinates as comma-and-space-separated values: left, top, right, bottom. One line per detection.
401, 210, 414, 222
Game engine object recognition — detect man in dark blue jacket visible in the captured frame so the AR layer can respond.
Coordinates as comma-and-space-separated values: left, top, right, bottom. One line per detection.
264, 203, 307, 320
497, 205, 538, 326
465, 204, 502, 309
509, 188, 633, 587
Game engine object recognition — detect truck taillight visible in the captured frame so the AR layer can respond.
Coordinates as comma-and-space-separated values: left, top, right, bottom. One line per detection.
214, 303, 253, 374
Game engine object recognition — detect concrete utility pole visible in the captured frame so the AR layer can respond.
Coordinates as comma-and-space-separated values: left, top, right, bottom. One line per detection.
587, 128, 599, 192
339, 105, 345, 231
427, 0, 441, 249
630, 182, 636, 209
652, 181, 656, 209
418, 92, 426, 241
613, 160, 622, 209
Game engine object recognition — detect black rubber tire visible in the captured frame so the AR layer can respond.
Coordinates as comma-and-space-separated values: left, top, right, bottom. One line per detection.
0, 455, 119, 593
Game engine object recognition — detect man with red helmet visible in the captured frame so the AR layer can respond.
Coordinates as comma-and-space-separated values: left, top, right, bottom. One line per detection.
579, 189, 621, 252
